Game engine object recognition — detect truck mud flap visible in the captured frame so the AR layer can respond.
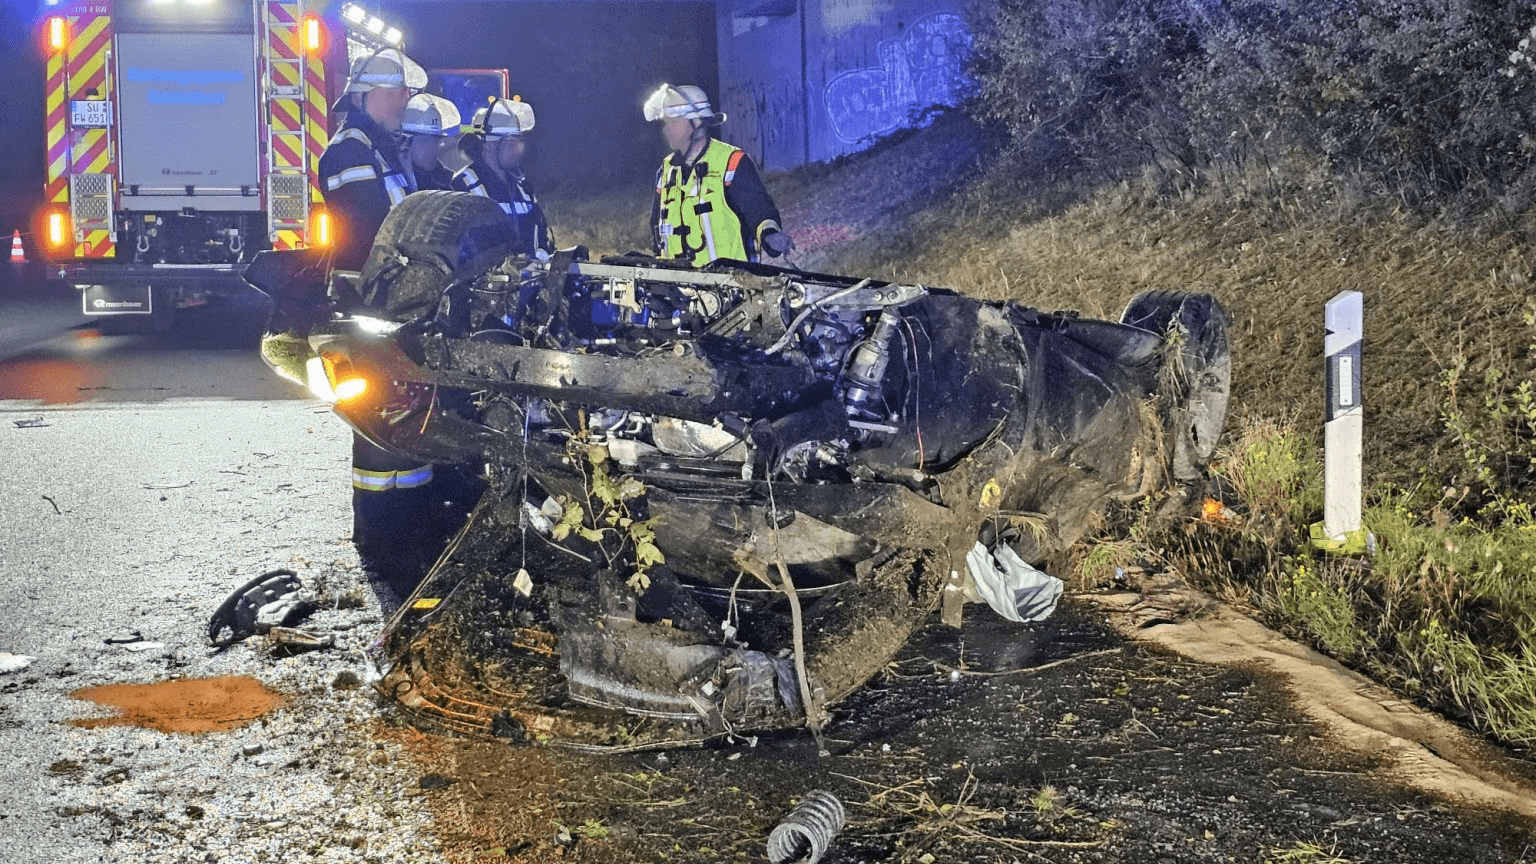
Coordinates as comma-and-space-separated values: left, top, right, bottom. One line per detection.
82, 283, 153, 315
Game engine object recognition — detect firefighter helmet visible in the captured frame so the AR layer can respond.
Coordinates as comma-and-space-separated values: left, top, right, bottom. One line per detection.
642, 84, 726, 125
402, 93, 461, 136
470, 97, 536, 141
333, 48, 426, 113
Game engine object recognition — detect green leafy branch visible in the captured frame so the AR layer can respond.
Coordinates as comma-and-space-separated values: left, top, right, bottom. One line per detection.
551, 439, 665, 593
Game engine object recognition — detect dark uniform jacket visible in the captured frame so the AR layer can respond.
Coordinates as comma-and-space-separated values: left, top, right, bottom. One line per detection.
317, 112, 415, 273
409, 160, 455, 193
451, 158, 554, 258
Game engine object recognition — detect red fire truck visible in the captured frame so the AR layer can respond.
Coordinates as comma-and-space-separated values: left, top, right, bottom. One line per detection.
35, 0, 507, 329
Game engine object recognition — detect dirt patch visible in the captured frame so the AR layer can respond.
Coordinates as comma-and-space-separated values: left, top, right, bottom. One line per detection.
378, 723, 581, 863
71, 675, 285, 733
1095, 584, 1536, 820
394, 603, 1534, 863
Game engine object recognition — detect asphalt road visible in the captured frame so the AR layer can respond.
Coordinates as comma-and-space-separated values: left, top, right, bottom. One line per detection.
0, 286, 455, 863
0, 284, 301, 404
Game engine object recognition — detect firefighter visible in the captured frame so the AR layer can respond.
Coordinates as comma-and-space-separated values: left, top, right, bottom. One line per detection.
644, 84, 793, 268
402, 93, 461, 192
318, 47, 438, 601
318, 47, 422, 277
451, 97, 554, 258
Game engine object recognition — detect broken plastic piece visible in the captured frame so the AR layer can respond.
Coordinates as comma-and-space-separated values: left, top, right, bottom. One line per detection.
266, 627, 335, 652
964, 541, 1063, 623
0, 653, 36, 674
512, 568, 534, 597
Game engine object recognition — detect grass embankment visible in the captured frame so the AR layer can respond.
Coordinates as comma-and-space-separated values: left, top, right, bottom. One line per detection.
543, 115, 1536, 750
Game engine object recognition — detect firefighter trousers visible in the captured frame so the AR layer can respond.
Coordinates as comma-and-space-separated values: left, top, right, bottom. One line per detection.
350, 434, 485, 597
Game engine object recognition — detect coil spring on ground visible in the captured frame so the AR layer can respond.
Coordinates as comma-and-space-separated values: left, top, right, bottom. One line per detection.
766, 789, 846, 864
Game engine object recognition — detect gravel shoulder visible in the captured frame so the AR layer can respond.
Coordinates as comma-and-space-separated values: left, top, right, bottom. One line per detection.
0, 398, 441, 864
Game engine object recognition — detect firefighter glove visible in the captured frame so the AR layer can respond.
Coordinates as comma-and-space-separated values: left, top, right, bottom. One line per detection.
762, 229, 795, 258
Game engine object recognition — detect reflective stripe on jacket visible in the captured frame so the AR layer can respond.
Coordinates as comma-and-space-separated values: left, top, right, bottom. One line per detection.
352, 464, 434, 492
451, 162, 554, 257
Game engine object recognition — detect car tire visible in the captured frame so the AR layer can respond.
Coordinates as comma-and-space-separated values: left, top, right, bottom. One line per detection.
1121, 290, 1232, 480
358, 191, 516, 322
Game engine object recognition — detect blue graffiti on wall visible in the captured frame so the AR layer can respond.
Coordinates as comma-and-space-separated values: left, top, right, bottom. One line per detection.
823, 12, 973, 145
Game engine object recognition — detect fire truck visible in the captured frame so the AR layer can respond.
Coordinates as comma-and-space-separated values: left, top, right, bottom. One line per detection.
35, 0, 507, 329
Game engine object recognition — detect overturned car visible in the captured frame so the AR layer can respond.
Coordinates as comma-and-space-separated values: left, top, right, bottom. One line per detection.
249, 191, 1231, 749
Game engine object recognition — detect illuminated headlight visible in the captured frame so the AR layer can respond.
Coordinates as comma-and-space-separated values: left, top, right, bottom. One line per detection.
305, 356, 337, 402
308, 351, 370, 405
334, 378, 368, 402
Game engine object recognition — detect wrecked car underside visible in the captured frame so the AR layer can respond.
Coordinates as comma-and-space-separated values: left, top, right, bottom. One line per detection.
249, 191, 1231, 749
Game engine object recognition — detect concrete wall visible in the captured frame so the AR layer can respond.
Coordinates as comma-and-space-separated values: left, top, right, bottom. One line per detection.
717, 0, 973, 171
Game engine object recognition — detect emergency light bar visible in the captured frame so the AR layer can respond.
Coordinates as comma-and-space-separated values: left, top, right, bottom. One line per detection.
340, 3, 402, 46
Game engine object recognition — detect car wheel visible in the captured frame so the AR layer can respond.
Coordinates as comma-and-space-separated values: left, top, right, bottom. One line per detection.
1121, 290, 1232, 480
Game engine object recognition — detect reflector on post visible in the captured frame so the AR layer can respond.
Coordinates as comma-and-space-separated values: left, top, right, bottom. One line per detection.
1310, 289, 1372, 554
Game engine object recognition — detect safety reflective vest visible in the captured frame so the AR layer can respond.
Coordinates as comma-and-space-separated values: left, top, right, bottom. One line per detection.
325, 127, 413, 207
656, 139, 750, 267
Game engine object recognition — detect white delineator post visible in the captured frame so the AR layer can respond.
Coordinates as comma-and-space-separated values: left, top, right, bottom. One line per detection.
1322, 290, 1364, 542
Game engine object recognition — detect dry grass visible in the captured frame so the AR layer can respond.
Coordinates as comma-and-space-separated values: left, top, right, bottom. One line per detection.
834, 769, 1108, 863
544, 181, 653, 259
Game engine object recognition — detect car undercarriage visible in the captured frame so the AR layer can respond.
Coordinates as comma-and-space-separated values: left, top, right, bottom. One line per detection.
248, 190, 1231, 750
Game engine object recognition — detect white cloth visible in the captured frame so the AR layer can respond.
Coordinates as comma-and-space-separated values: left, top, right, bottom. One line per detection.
964, 540, 1063, 623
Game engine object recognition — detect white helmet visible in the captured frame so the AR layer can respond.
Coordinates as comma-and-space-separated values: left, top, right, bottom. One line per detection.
402, 93, 461, 136
643, 84, 726, 125
470, 96, 536, 141
333, 47, 426, 113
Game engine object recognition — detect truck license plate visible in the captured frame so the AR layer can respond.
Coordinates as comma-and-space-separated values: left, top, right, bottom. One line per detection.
70, 100, 111, 128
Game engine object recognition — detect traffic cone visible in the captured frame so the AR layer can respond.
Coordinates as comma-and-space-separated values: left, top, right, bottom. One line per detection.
9, 230, 24, 266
